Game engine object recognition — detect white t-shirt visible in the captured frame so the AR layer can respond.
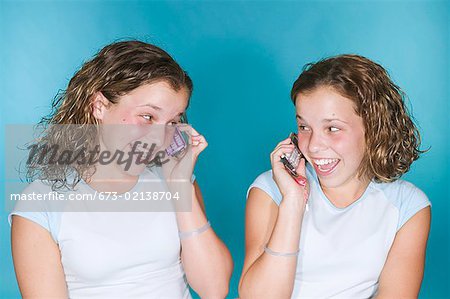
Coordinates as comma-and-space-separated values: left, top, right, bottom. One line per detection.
9, 168, 193, 299
248, 164, 431, 298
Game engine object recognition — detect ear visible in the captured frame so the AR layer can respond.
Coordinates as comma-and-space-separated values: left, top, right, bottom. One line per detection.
92, 92, 110, 121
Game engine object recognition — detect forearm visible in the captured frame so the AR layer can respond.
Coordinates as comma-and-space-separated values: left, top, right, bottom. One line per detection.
239, 199, 304, 299
373, 291, 419, 299
374, 280, 422, 299
177, 187, 233, 298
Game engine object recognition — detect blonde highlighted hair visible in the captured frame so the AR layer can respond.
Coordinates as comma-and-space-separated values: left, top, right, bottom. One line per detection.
291, 54, 423, 183
28, 40, 192, 189
44, 40, 192, 125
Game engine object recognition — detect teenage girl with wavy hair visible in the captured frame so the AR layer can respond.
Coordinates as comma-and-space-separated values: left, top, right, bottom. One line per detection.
240, 54, 430, 298
10, 40, 233, 298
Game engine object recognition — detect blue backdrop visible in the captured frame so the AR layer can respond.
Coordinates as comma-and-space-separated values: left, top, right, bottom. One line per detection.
1, 1, 448, 298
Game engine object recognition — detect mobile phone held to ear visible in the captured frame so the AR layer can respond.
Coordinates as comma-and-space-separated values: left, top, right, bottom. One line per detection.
280, 133, 307, 186
166, 127, 190, 157
165, 114, 190, 157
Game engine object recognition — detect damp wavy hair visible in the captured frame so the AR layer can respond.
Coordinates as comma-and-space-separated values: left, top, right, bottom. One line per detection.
26, 40, 193, 190
291, 54, 423, 183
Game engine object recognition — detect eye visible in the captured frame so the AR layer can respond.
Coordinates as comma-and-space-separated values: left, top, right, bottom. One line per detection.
329, 126, 340, 132
298, 124, 310, 132
168, 121, 179, 126
141, 115, 153, 122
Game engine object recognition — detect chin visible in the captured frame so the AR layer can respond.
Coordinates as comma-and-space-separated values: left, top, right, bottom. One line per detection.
318, 179, 338, 189
317, 174, 346, 188
120, 163, 148, 177
319, 171, 362, 189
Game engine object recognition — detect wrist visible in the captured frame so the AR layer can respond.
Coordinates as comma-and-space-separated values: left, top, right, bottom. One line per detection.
279, 195, 307, 212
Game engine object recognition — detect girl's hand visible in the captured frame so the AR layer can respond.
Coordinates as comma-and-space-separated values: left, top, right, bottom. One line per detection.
270, 137, 309, 203
162, 124, 207, 183
181, 124, 208, 165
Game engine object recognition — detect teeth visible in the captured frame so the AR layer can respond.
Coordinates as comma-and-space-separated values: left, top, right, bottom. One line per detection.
313, 158, 338, 165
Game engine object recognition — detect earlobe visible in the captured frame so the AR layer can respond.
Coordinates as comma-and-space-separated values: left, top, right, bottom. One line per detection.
92, 92, 109, 121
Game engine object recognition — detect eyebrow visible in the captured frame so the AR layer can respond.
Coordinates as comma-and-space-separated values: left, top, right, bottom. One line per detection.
138, 104, 162, 110
138, 103, 186, 117
296, 115, 348, 124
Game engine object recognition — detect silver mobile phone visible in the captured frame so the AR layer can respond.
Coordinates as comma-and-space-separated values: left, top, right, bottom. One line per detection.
165, 113, 189, 157
280, 133, 303, 176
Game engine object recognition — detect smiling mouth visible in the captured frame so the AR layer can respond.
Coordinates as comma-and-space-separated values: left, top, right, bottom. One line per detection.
312, 158, 340, 175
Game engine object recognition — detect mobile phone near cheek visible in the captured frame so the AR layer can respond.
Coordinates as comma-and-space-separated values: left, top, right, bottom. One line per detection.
280, 133, 307, 186
165, 114, 190, 157
166, 127, 190, 157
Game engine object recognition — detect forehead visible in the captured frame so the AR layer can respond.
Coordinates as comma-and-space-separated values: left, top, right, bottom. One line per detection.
295, 86, 359, 121
119, 81, 189, 111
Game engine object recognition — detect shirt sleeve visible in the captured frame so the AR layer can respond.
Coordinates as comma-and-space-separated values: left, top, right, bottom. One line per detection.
9, 210, 50, 231
247, 170, 283, 206
397, 182, 431, 230
8, 181, 60, 242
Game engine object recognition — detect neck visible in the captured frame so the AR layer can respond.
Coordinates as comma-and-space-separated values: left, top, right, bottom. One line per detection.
86, 163, 139, 194
321, 176, 371, 209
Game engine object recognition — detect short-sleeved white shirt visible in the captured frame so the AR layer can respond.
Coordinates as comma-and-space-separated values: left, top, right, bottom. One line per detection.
248, 164, 430, 298
9, 168, 193, 299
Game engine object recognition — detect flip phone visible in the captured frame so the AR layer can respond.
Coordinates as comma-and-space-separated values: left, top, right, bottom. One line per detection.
165, 113, 189, 157
280, 133, 307, 186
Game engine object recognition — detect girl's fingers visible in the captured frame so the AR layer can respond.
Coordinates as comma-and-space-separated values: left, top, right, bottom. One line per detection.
175, 125, 204, 145
273, 137, 294, 152
192, 136, 207, 147
179, 125, 208, 151
270, 144, 295, 162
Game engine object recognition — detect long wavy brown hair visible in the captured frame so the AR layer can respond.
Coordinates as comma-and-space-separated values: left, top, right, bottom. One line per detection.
27, 40, 193, 190
291, 54, 423, 183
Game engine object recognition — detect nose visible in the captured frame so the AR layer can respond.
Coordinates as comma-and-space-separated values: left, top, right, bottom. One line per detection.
307, 131, 327, 153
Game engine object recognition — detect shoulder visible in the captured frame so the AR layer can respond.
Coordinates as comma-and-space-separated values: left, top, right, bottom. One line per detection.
9, 180, 62, 243
247, 170, 282, 204
374, 179, 430, 207
22, 179, 55, 193
247, 164, 316, 206
9, 179, 55, 210
372, 179, 431, 230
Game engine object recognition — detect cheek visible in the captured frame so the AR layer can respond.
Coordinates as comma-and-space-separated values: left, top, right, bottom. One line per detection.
101, 116, 144, 148
102, 110, 126, 124
333, 133, 366, 160
106, 108, 138, 125
297, 137, 309, 155
330, 134, 348, 147
117, 112, 134, 124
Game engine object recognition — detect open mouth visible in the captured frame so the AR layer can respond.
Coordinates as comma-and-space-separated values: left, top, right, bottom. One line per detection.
312, 158, 340, 176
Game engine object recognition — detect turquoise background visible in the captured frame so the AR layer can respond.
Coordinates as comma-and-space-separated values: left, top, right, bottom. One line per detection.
1, 0, 448, 298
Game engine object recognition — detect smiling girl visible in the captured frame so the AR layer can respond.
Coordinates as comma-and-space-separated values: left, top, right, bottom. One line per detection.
9, 40, 232, 298
239, 55, 431, 298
